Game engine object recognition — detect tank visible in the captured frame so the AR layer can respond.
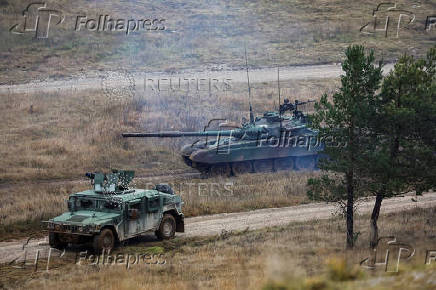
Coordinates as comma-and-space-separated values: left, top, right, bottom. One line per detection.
122, 99, 324, 176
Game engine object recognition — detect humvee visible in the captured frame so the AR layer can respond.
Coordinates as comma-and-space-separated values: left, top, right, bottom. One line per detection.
44, 170, 184, 252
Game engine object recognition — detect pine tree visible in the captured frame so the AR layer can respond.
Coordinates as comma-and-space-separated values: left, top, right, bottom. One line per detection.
367, 47, 436, 249
307, 45, 383, 248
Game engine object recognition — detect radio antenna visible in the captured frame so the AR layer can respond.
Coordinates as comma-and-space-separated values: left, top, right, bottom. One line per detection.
277, 66, 282, 129
277, 67, 281, 108
244, 45, 254, 124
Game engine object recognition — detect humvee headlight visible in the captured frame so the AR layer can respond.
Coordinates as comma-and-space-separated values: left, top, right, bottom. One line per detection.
89, 225, 100, 232
54, 224, 61, 231
78, 226, 84, 232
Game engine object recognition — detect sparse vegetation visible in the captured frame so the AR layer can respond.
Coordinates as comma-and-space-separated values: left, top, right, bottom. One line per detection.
0, 78, 335, 183
1, 206, 434, 289
1, 0, 435, 84
1, 1, 435, 288
0, 77, 336, 239
0, 170, 318, 241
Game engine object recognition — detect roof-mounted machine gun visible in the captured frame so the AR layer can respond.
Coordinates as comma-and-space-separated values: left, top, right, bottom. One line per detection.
85, 169, 135, 193
279, 99, 315, 122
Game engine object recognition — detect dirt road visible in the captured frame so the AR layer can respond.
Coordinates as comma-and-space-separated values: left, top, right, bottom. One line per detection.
0, 191, 434, 264
0, 63, 395, 95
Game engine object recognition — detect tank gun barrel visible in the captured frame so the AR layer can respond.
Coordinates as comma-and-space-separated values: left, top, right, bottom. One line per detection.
122, 130, 239, 138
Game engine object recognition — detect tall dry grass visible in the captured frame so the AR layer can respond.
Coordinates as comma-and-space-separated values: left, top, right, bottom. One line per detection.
1, 0, 434, 84
0, 170, 319, 240
0, 78, 337, 183
0, 77, 335, 238
5, 206, 434, 290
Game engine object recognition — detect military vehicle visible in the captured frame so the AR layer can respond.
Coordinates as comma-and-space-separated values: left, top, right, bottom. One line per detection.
44, 170, 184, 252
122, 99, 324, 176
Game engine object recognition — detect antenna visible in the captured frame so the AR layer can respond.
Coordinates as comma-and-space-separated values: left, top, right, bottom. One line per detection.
277, 66, 282, 129
244, 45, 254, 124
277, 67, 281, 107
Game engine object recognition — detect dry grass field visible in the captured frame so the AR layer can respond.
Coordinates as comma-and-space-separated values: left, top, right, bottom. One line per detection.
1, 206, 434, 289
0, 171, 319, 241
0, 78, 336, 183
0, 70, 335, 240
0, 0, 435, 84
1, 0, 435, 289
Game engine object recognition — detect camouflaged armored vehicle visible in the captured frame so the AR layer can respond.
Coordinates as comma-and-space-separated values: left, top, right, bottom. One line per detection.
45, 170, 184, 252
123, 99, 323, 176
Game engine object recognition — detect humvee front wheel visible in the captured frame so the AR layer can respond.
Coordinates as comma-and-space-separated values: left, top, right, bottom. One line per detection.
93, 228, 115, 253
156, 214, 176, 240
49, 232, 67, 250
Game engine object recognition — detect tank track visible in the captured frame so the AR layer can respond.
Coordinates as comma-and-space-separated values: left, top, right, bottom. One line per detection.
192, 155, 318, 177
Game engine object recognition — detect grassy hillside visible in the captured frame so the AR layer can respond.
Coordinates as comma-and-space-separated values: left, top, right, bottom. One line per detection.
0, 0, 435, 84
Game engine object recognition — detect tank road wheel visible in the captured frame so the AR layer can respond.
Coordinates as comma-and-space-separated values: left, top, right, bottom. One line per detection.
195, 163, 211, 179
93, 228, 115, 253
274, 157, 294, 171
156, 214, 176, 240
231, 161, 252, 175
49, 232, 67, 250
294, 156, 316, 171
253, 159, 273, 173
209, 163, 231, 176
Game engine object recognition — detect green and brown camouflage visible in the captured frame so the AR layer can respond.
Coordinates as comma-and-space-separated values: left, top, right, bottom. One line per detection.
45, 170, 184, 252
123, 99, 324, 176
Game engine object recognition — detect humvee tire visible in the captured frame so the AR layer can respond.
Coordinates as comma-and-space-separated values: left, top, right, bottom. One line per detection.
93, 228, 115, 253
156, 214, 176, 240
49, 232, 67, 249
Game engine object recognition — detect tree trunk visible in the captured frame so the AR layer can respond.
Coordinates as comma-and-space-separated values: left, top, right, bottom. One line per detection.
346, 172, 354, 249
370, 192, 383, 250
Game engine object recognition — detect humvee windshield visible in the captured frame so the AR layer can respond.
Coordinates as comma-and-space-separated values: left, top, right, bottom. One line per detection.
70, 197, 122, 212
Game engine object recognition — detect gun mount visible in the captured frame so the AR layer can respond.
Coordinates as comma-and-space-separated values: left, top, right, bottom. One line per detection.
280, 99, 315, 121
85, 169, 135, 193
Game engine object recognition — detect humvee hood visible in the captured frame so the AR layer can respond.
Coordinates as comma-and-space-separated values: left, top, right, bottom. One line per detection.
52, 211, 120, 225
